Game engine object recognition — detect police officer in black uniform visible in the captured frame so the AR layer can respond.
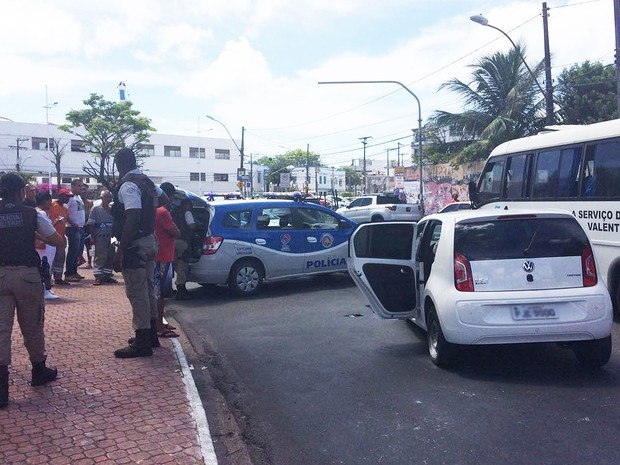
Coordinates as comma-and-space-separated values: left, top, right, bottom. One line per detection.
112, 148, 167, 358
0, 173, 66, 409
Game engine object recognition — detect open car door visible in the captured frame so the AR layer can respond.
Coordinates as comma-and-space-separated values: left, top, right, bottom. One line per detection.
348, 222, 418, 319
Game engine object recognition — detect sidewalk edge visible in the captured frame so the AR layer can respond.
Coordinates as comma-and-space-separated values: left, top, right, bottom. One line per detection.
171, 337, 219, 465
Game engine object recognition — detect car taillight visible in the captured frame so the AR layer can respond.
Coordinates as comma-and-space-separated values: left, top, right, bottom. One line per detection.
581, 244, 597, 287
454, 252, 474, 292
386, 205, 397, 211
203, 236, 223, 255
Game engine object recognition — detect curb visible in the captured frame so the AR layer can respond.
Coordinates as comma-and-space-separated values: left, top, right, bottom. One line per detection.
171, 337, 219, 465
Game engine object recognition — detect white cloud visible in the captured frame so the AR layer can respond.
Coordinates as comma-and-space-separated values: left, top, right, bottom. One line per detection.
0, 0, 614, 166
156, 24, 214, 61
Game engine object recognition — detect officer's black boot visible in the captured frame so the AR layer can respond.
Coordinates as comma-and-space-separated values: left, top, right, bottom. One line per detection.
0, 365, 8, 409
149, 318, 161, 348
175, 284, 191, 301
31, 358, 58, 386
127, 319, 160, 348
115, 329, 153, 358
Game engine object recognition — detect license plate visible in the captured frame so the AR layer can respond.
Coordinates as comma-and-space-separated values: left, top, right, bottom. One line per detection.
511, 305, 558, 321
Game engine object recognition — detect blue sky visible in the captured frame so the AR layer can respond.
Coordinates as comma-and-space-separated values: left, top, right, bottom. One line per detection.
0, 0, 614, 169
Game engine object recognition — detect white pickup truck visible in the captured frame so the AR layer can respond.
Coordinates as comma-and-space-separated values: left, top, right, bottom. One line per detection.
336, 194, 423, 223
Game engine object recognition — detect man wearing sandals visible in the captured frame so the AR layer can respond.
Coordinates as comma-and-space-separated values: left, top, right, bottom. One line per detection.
87, 190, 116, 285
154, 183, 181, 339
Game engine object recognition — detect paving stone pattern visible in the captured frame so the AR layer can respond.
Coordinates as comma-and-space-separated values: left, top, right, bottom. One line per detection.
0, 269, 204, 464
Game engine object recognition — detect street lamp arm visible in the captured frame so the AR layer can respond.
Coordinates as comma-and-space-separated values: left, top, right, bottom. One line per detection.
469, 16, 547, 100
205, 115, 242, 153
318, 80, 425, 214
268, 164, 295, 175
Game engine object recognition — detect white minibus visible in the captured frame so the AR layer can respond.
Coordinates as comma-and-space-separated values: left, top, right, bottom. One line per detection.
470, 118, 620, 313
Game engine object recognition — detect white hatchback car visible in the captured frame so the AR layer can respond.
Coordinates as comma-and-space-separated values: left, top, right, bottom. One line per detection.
348, 209, 613, 368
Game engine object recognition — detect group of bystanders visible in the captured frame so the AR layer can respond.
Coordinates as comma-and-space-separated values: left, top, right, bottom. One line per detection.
0, 147, 194, 408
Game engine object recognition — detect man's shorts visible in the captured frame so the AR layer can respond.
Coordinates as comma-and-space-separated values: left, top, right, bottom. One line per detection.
153, 261, 173, 299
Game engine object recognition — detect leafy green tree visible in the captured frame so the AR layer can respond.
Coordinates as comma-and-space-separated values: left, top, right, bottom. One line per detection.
422, 123, 472, 166
342, 166, 362, 191
431, 44, 546, 165
50, 138, 70, 191
257, 148, 321, 185
59, 94, 155, 188
556, 61, 618, 124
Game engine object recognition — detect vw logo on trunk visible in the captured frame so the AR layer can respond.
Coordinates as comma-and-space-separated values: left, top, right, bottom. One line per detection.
522, 260, 535, 272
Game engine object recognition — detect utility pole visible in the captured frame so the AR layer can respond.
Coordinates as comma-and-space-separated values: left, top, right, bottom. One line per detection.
386, 148, 390, 178
306, 143, 310, 196
542, 2, 554, 124
249, 153, 254, 197
615, 0, 620, 115
397, 142, 402, 167
9, 138, 29, 172
240, 126, 245, 170
359, 136, 372, 194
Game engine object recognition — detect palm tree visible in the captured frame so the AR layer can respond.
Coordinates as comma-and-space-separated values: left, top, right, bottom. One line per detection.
430, 44, 546, 164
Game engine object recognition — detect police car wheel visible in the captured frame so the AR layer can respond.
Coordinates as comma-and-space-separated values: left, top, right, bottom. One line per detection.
228, 260, 264, 296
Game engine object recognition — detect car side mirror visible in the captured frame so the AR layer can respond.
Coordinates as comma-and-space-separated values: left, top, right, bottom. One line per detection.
468, 181, 479, 209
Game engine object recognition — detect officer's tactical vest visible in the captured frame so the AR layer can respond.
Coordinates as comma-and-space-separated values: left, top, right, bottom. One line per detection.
112, 173, 157, 240
0, 202, 40, 267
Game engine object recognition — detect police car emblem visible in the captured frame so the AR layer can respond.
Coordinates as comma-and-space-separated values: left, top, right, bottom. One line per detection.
321, 233, 334, 248
280, 233, 291, 252
522, 260, 535, 272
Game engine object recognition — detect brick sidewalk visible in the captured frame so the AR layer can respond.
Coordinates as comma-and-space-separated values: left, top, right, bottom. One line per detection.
1, 268, 207, 464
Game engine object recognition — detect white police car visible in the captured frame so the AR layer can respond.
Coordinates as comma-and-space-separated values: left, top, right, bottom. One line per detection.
188, 199, 357, 295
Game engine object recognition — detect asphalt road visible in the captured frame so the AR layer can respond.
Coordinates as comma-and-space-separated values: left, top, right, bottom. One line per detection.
168, 275, 620, 465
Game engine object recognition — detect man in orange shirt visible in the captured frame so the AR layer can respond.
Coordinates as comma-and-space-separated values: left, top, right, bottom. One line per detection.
50, 189, 72, 286
153, 183, 181, 339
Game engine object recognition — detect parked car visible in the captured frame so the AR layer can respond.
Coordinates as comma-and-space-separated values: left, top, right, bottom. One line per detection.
347, 209, 613, 368
188, 199, 357, 295
437, 201, 472, 213
337, 194, 423, 223
327, 195, 351, 210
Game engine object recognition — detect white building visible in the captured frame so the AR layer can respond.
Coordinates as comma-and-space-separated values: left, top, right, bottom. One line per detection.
289, 166, 346, 195
0, 121, 267, 196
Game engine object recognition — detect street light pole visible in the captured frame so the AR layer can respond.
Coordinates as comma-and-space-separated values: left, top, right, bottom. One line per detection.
205, 115, 244, 168
615, 0, 620, 115
206, 115, 245, 194
359, 136, 372, 194
470, 13, 554, 125
319, 80, 425, 214
44, 85, 58, 194
541, 2, 554, 125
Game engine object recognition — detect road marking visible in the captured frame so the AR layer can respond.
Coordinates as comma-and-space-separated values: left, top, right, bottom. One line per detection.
171, 338, 219, 465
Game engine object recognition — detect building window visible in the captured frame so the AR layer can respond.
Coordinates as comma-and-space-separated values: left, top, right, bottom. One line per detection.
164, 146, 182, 157
141, 144, 155, 156
190, 172, 207, 181
32, 137, 50, 150
215, 149, 230, 160
71, 139, 87, 152
214, 173, 228, 182
190, 147, 206, 159
61, 177, 72, 184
